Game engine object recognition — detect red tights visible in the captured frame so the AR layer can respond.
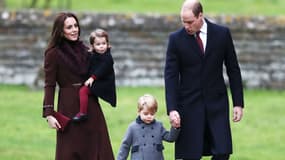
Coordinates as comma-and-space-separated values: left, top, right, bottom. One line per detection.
79, 85, 91, 114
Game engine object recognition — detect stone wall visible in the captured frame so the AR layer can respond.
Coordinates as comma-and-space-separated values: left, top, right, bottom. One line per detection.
0, 10, 285, 89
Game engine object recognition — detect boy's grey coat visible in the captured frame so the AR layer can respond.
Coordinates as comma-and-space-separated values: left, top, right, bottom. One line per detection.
117, 117, 180, 160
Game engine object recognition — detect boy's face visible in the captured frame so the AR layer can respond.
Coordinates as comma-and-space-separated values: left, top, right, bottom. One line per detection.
93, 37, 108, 54
139, 107, 155, 124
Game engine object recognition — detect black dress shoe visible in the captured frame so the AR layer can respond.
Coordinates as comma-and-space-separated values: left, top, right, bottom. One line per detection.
72, 113, 88, 122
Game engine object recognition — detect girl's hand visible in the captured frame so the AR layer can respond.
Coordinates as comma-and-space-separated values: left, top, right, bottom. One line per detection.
46, 115, 61, 130
84, 77, 94, 87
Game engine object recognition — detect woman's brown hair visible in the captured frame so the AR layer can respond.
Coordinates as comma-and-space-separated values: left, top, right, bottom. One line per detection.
46, 12, 81, 51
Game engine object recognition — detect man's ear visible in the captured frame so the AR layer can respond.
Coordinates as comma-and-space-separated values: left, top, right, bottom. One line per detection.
198, 12, 203, 18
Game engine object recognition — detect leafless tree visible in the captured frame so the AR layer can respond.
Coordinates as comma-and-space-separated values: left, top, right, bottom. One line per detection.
30, 0, 71, 9
30, 0, 51, 9
0, 0, 5, 8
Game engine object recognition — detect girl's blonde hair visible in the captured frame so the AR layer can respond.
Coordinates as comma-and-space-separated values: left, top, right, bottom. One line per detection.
137, 94, 158, 114
89, 28, 109, 51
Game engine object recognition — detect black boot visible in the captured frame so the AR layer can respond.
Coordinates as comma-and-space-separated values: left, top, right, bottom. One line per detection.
72, 113, 88, 122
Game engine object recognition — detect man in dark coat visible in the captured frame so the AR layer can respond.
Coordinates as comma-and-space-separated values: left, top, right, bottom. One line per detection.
164, 0, 244, 159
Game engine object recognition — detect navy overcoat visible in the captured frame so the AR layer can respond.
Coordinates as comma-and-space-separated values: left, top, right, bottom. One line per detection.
164, 19, 244, 159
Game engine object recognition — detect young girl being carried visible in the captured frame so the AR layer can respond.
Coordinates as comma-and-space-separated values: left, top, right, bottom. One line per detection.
73, 28, 116, 122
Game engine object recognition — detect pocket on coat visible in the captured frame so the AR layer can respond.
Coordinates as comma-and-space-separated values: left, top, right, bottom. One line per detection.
131, 145, 139, 153
156, 144, 164, 151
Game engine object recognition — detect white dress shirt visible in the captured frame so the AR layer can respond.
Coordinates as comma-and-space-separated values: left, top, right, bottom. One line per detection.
199, 18, 208, 52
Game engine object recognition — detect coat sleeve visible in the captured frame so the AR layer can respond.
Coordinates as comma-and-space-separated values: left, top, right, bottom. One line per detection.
160, 122, 180, 142
117, 124, 133, 160
164, 33, 180, 114
224, 28, 244, 107
42, 48, 58, 117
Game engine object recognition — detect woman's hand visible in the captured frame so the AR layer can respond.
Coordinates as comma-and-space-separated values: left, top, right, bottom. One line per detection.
84, 77, 94, 87
46, 115, 61, 130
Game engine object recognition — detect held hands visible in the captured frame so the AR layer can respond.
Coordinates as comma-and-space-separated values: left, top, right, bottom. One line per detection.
84, 77, 94, 87
46, 115, 61, 131
169, 110, 181, 128
233, 106, 243, 122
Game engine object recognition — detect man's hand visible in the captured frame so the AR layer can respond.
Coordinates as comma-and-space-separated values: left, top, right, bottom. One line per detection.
169, 110, 181, 128
233, 106, 243, 122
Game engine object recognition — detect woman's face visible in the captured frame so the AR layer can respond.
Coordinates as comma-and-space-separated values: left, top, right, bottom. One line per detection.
63, 17, 79, 41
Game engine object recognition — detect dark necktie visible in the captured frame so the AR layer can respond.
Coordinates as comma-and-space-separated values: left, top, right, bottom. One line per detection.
195, 31, 204, 54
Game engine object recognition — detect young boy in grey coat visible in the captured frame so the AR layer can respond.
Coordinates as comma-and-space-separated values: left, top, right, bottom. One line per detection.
117, 94, 180, 160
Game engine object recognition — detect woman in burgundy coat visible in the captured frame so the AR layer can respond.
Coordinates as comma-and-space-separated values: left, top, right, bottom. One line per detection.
43, 12, 115, 160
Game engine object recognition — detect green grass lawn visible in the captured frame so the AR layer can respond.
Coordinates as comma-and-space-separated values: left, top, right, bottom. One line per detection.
0, 85, 285, 159
4, 0, 285, 16
1, 1, 284, 159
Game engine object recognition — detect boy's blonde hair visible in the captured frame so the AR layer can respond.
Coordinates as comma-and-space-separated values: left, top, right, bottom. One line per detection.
137, 94, 158, 114
89, 28, 109, 51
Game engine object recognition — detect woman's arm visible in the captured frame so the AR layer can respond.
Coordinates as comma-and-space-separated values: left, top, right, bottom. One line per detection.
43, 48, 60, 130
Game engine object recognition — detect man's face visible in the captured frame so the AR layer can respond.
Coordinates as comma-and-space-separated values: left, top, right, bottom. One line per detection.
181, 9, 203, 35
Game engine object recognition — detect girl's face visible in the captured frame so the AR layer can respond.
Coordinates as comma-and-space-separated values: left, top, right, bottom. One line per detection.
139, 107, 155, 124
93, 37, 108, 54
63, 17, 79, 41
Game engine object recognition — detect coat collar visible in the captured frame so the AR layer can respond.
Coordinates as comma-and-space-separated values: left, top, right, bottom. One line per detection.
136, 116, 156, 125
180, 18, 215, 59
204, 18, 214, 57
200, 18, 208, 35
